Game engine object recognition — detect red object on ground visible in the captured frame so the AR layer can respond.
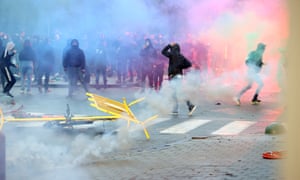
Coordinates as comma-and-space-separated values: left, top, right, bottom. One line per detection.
262, 151, 286, 159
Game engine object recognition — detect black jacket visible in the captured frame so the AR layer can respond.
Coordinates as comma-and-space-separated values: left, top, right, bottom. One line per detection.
1, 50, 16, 68
63, 46, 86, 70
39, 43, 55, 68
19, 47, 36, 63
161, 44, 191, 78
140, 45, 157, 71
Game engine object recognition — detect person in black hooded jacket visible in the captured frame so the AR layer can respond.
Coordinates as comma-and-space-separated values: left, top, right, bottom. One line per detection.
63, 39, 89, 98
161, 43, 197, 116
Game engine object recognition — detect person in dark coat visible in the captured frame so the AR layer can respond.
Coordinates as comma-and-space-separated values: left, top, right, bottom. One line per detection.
93, 44, 108, 89
37, 38, 55, 93
153, 49, 165, 91
139, 38, 157, 91
18, 39, 36, 94
114, 41, 128, 86
161, 42, 197, 115
63, 39, 89, 98
0, 41, 17, 97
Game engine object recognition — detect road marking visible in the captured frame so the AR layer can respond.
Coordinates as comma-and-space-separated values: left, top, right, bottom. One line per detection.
160, 119, 211, 134
211, 121, 255, 135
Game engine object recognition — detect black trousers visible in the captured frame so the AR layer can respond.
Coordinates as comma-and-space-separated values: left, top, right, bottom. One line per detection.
95, 67, 107, 87
0, 66, 16, 93
37, 66, 52, 91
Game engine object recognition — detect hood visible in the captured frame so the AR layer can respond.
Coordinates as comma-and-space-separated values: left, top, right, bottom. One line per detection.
71, 39, 79, 48
171, 43, 180, 53
257, 43, 266, 50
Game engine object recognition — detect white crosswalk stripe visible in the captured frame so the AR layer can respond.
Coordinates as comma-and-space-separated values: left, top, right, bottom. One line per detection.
160, 119, 211, 134
211, 121, 255, 135
158, 119, 256, 136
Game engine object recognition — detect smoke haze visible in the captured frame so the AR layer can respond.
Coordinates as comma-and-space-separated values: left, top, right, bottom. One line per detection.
1, 0, 288, 179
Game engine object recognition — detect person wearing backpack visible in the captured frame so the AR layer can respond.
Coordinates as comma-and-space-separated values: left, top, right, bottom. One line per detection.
161, 43, 197, 116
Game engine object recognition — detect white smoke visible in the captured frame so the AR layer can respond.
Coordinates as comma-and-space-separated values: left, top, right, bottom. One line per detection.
5, 121, 134, 178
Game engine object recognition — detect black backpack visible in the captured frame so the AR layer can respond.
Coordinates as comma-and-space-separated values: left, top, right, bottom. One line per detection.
178, 54, 192, 69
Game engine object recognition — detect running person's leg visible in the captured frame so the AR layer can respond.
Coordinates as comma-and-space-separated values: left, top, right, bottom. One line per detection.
251, 73, 264, 104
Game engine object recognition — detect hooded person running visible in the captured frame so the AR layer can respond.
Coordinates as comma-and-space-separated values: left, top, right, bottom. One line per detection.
234, 43, 266, 105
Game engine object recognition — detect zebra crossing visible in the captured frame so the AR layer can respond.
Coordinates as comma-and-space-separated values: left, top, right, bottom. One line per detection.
211, 120, 256, 135
160, 119, 211, 134
152, 117, 259, 136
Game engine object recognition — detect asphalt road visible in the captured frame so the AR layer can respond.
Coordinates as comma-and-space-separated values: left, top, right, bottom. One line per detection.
0, 80, 285, 179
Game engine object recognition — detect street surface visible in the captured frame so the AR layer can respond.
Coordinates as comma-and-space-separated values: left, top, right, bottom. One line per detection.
0, 79, 285, 180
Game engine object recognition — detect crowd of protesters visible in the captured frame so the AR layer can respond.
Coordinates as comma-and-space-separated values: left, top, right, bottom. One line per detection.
0, 30, 210, 98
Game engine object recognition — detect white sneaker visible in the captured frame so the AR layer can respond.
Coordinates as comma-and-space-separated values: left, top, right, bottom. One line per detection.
188, 105, 197, 116
233, 97, 241, 106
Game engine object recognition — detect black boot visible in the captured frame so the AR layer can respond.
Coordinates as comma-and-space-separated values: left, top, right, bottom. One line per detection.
251, 94, 261, 104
